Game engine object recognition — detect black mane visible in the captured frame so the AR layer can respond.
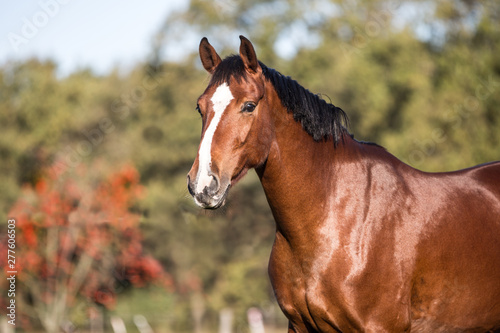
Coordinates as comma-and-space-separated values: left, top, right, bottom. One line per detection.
210, 55, 349, 144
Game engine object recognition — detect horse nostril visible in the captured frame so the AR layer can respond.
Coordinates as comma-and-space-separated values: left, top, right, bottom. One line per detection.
208, 175, 219, 194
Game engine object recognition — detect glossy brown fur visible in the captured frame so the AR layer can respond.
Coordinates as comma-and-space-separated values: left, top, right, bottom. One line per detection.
187, 36, 500, 332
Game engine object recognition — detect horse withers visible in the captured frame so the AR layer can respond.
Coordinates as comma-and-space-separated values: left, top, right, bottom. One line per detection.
187, 36, 500, 332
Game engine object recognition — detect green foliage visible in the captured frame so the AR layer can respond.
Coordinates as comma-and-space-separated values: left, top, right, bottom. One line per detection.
1, 0, 499, 331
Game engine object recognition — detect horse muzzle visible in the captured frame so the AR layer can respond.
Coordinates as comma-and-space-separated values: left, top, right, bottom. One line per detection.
187, 174, 230, 209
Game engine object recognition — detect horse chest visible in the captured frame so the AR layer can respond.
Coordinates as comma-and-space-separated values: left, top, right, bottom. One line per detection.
269, 235, 352, 332
268, 228, 413, 332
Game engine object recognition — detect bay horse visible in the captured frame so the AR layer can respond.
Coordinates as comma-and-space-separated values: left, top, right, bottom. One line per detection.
187, 36, 500, 332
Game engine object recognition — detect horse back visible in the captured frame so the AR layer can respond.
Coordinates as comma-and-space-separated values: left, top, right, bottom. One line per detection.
465, 160, 500, 193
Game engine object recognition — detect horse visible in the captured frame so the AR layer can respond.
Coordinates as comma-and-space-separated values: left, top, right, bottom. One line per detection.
187, 35, 500, 332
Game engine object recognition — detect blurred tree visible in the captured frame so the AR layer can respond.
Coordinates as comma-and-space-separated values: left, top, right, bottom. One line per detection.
0, 60, 127, 223
3, 161, 170, 332
153, 0, 346, 67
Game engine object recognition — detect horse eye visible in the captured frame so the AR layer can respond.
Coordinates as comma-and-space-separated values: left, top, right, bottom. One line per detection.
242, 102, 256, 113
196, 104, 202, 116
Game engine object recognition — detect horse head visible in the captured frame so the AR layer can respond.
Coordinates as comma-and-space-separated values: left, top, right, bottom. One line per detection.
187, 36, 273, 209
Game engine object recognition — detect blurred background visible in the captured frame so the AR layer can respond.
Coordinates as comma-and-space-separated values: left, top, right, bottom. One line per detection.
0, 0, 499, 332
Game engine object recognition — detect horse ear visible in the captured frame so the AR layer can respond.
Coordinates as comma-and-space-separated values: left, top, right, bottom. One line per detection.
239, 35, 260, 74
199, 37, 221, 74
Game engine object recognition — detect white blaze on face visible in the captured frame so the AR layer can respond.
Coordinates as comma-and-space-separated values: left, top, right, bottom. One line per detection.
195, 82, 234, 193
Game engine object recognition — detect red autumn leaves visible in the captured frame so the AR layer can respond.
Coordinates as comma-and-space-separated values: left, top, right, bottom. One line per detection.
4, 162, 170, 311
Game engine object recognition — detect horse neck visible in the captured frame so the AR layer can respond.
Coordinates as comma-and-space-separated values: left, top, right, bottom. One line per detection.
256, 103, 365, 242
